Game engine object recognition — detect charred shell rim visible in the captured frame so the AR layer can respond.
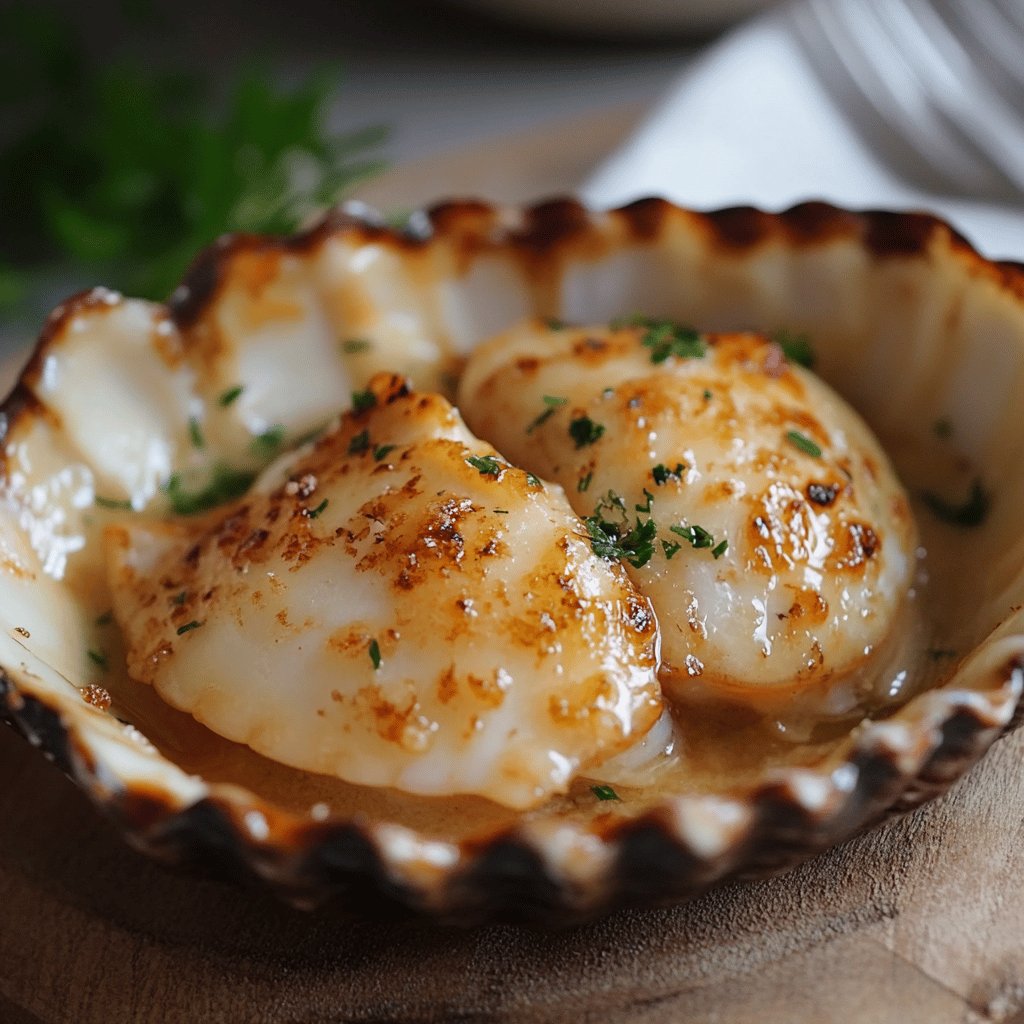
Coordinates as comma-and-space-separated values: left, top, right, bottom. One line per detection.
3, 197, 1024, 924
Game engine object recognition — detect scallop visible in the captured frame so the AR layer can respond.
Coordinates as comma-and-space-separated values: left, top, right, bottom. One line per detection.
103, 373, 662, 809
459, 318, 918, 705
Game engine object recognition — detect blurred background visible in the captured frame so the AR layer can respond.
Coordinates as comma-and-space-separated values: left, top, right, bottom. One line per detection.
3, 0, 1023, 355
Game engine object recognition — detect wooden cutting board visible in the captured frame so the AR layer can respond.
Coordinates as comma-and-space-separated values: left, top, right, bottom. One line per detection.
2, 109, 1023, 1024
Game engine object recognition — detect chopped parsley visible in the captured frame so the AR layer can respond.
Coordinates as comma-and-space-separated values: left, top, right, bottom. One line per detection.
526, 473, 543, 489
526, 395, 568, 434
87, 648, 108, 670
342, 338, 372, 354
922, 479, 990, 528
652, 463, 685, 486
95, 495, 133, 511
590, 784, 620, 802
577, 472, 593, 493
584, 491, 657, 569
251, 425, 286, 459
712, 539, 729, 559
544, 317, 565, 330
569, 415, 605, 449
774, 329, 815, 369
369, 638, 382, 670
466, 454, 503, 477
373, 443, 397, 461
307, 498, 329, 519
616, 315, 705, 364
188, 416, 205, 450
171, 591, 187, 606
670, 523, 716, 549
661, 540, 682, 560
635, 488, 654, 513
218, 385, 244, 407
351, 388, 377, 413
176, 620, 202, 636
95, 610, 114, 626
703, 389, 713, 401
165, 464, 255, 516
347, 429, 370, 455
786, 429, 822, 458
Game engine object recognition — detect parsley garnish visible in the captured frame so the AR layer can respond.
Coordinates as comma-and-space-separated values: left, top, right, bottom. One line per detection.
347, 429, 370, 455
342, 338, 372, 354
87, 649, 107, 670
712, 539, 729, 559
526, 395, 568, 434
584, 491, 657, 569
577, 472, 593, 493
670, 523, 716, 549
466, 454, 503, 477
251, 425, 286, 459
95, 495, 133, 511
369, 638, 382, 670
373, 443, 396, 461
616, 315, 705, 364
922, 479, 990, 528
652, 463, 685, 486
703, 389, 713, 401
590, 784, 620, 802
661, 540, 682, 560
544, 317, 565, 330
218, 385, 244, 408
307, 498, 329, 519
786, 430, 822, 458
171, 591, 187, 606
526, 473, 543, 489
95, 610, 114, 626
351, 389, 376, 413
165, 464, 255, 515
774, 329, 815, 369
569, 415, 605, 449
176, 620, 202, 636
188, 416, 205, 450
635, 489, 654, 513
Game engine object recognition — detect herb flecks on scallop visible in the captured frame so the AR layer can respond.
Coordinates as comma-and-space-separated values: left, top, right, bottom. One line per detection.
104, 377, 661, 810
458, 320, 917, 705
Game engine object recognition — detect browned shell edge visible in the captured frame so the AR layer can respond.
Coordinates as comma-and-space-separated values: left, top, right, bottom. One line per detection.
2, 197, 1023, 926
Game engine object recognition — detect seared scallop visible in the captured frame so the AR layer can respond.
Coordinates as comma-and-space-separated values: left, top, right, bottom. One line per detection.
459, 318, 917, 705
104, 374, 661, 809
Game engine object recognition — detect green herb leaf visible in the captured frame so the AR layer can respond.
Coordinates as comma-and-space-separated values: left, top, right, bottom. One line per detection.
652, 463, 685, 486
176, 620, 202, 636
786, 429, 822, 459
544, 316, 565, 330
218, 385, 244, 407
584, 491, 657, 570
188, 416, 205, 450
616, 315, 705, 364
171, 591, 187, 606
87, 648, 108, 670
351, 389, 376, 414
526, 395, 568, 434
307, 498, 329, 519
526, 473, 542, 489
774, 329, 815, 369
369, 638, 381, 670
342, 338, 372, 354
166, 464, 255, 515
466, 454, 503, 477
922, 479, 990, 528
661, 540, 682, 560
577, 472, 593, 493
95, 610, 114, 626
569, 415, 605, 449
347, 428, 370, 455
251, 425, 285, 459
373, 443, 396, 462
712, 539, 729, 559
670, 523, 716, 550
635, 488, 654, 513
95, 495, 133, 511
590, 784, 620, 802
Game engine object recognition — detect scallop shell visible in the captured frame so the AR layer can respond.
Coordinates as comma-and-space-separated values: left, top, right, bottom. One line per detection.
2, 198, 1023, 924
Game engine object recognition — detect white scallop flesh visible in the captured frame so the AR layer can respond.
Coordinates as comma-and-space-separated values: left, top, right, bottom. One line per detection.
104, 375, 662, 809
458, 320, 917, 704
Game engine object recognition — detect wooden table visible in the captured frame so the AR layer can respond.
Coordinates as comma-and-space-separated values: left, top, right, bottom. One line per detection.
2, 717, 1022, 1024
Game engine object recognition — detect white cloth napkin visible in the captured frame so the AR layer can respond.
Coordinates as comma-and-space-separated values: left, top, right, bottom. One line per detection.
582, 4, 1024, 260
